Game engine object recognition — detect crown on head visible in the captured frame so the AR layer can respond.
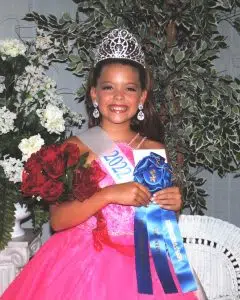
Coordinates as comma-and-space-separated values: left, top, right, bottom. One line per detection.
94, 29, 145, 68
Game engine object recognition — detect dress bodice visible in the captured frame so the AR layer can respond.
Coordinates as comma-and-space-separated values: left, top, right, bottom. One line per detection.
77, 143, 135, 236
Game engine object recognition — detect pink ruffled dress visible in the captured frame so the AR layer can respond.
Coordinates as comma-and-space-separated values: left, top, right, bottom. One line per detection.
1, 144, 198, 300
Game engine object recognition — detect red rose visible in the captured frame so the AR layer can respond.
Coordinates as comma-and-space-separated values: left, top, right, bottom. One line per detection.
62, 143, 81, 167
89, 161, 106, 182
40, 179, 64, 202
22, 167, 47, 197
39, 144, 65, 179
22, 152, 48, 197
70, 162, 106, 201
24, 152, 41, 172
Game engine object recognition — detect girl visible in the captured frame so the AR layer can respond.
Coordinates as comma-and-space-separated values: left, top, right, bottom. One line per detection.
1, 29, 205, 300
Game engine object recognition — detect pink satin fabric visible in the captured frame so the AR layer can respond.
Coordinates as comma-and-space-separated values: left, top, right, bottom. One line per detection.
1, 144, 198, 300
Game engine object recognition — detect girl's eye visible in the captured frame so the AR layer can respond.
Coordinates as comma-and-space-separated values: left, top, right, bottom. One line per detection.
102, 85, 112, 90
127, 87, 137, 92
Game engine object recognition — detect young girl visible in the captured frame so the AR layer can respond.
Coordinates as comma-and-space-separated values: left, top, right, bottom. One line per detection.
2, 29, 205, 300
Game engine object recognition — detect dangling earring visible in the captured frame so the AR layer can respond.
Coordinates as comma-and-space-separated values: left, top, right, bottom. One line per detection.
93, 102, 100, 119
137, 103, 144, 121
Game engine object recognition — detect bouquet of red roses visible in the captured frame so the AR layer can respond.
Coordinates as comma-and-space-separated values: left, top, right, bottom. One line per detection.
21, 143, 106, 204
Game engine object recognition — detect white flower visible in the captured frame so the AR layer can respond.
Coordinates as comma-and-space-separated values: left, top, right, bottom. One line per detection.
44, 76, 56, 89
38, 54, 49, 66
0, 157, 23, 183
18, 134, 45, 161
0, 106, 17, 134
0, 83, 5, 93
15, 67, 57, 103
36, 196, 42, 202
25, 65, 41, 75
37, 104, 65, 134
0, 39, 26, 58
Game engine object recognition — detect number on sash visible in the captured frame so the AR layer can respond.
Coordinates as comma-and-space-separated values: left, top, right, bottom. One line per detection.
102, 149, 132, 180
103, 150, 119, 161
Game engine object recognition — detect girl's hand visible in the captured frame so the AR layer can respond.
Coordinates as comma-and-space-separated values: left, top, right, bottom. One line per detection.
151, 186, 182, 212
101, 182, 151, 207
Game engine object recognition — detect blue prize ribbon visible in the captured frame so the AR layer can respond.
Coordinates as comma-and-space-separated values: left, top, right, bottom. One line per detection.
134, 206, 153, 294
146, 204, 178, 293
161, 209, 197, 292
134, 152, 197, 294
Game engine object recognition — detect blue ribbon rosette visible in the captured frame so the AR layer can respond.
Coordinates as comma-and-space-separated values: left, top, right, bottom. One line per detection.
133, 152, 197, 294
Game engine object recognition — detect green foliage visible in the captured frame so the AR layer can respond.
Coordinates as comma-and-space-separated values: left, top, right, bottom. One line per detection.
23, 0, 240, 214
0, 168, 17, 249
31, 203, 49, 232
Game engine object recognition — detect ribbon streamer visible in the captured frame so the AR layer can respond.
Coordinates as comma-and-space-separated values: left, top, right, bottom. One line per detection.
134, 152, 197, 294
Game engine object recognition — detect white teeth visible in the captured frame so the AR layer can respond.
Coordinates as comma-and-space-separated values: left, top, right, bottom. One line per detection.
110, 106, 127, 112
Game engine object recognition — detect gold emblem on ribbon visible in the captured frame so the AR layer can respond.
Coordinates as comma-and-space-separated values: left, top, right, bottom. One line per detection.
150, 169, 156, 182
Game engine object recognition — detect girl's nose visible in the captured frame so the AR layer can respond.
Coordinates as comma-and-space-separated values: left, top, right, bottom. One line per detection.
114, 88, 124, 100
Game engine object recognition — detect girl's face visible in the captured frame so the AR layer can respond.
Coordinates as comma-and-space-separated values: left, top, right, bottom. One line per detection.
90, 63, 147, 127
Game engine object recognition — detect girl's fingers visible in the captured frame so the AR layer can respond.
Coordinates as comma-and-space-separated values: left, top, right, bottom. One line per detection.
153, 196, 181, 205
136, 182, 151, 199
151, 187, 182, 211
139, 193, 151, 204
134, 183, 151, 206
159, 204, 176, 210
137, 191, 150, 206
155, 200, 181, 211
134, 195, 148, 207
154, 199, 179, 205
132, 184, 182, 209
153, 188, 179, 199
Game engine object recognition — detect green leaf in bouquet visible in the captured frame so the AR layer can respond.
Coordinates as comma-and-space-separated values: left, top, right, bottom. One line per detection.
77, 152, 89, 168
66, 167, 74, 192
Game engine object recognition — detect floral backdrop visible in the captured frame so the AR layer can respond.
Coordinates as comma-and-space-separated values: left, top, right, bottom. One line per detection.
0, 30, 85, 249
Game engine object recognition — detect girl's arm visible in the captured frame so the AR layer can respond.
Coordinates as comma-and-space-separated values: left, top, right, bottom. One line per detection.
50, 181, 151, 231
50, 190, 109, 231
50, 136, 104, 231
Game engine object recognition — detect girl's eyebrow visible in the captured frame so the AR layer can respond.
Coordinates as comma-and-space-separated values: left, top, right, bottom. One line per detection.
99, 81, 112, 84
99, 81, 140, 86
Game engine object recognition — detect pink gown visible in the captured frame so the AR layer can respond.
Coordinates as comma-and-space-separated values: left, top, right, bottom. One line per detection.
1, 144, 198, 300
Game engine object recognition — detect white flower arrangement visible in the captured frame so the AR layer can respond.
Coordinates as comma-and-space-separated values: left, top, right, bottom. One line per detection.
0, 32, 85, 248
0, 34, 84, 169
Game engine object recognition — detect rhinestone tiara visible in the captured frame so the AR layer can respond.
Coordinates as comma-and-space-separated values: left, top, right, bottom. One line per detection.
94, 29, 145, 68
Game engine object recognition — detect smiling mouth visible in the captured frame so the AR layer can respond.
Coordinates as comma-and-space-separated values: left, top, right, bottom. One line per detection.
109, 105, 128, 113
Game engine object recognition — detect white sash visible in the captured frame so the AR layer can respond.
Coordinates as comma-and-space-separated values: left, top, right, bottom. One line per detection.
79, 126, 134, 183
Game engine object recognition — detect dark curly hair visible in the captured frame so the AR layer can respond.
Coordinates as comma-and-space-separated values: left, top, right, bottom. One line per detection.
85, 58, 164, 143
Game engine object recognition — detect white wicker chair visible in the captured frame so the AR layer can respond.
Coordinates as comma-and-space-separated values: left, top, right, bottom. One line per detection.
178, 215, 240, 300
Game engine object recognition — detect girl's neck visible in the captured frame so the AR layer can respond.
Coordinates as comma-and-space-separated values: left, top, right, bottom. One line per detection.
100, 122, 136, 144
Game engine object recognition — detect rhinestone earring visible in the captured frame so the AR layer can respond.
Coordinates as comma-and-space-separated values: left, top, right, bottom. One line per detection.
93, 102, 100, 119
137, 103, 144, 121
